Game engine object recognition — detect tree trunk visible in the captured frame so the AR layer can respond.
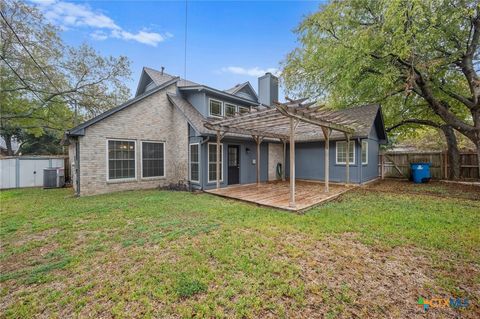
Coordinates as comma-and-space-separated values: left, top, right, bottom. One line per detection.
2, 133, 14, 156
440, 125, 460, 180
476, 142, 480, 180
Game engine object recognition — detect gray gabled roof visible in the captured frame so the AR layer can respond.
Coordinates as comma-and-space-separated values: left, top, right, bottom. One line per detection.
67, 77, 179, 137
145, 67, 199, 87
296, 104, 387, 142
224, 82, 258, 100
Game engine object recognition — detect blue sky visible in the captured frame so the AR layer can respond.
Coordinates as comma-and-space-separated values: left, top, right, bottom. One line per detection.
31, 0, 324, 98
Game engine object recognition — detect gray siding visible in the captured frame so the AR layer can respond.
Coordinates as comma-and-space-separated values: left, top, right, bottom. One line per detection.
187, 136, 269, 190
361, 125, 380, 182
182, 91, 255, 119
235, 86, 257, 102
185, 91, 208, 117
285, 140, 363, 183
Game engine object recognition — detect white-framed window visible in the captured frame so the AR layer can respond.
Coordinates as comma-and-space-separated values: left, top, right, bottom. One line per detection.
238, 106, 250, 114
209, 99, 223, 117
208, 143, 223, 182
336, 141, 355, 165
107, 139, 136, 181
141, 141, 165, 178
189, 143, 200, 183
225, 103, 237, 117
361, 140, 368, 165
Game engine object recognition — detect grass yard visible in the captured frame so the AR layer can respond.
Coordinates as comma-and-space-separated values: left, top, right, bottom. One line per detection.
0, 180, 479, 318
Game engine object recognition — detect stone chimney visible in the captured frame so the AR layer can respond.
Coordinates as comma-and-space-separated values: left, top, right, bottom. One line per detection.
258, 72, 279, 106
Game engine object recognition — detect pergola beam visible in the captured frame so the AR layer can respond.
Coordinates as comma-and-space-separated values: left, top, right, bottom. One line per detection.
204, 122, 288, 139
276, 104, 354, 134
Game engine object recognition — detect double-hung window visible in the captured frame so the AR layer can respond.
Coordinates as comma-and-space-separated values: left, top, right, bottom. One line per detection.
141, 141, 165, 178
189, 143, 200, 182
209, 99, 223, 117
107, 140, 136, 180
361, 140, 368, 165
208, 143, 223, 182
336, 141, 355, 165
225, 103, 237, 117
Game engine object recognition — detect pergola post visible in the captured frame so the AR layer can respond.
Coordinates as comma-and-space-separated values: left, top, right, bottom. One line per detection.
321, 127, 332, 192
345, 133, 351, 185
253, 135, 263, 184
282, 139, 286, 181
289, 118, 297, 208
216, 130, 221, 189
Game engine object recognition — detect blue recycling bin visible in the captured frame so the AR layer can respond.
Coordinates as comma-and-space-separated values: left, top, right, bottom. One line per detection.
410, 162, 431, 183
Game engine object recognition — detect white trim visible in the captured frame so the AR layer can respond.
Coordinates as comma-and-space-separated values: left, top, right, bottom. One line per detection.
140, 140, 166, 179
361, 140, 368, 165
224, 103, 237, 117
208, 98, 223, 118
106, 138, 137, 182
335, 141, 355, 165
189, 143, 200, 183
207, 142, 224, 183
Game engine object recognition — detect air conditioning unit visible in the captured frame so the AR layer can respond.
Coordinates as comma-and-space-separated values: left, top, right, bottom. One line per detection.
43, 167, 65, 188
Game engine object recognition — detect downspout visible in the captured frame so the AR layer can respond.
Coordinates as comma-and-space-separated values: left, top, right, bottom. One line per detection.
357, 138, 362, 184
75, 138, 81, 196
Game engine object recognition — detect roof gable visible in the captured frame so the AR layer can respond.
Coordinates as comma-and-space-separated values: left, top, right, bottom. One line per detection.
68, 76, 179, 136
224, 82, 258, 102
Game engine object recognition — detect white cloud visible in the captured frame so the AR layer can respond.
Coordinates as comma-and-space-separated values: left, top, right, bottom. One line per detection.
31, 0, 171, 46
221, 66, 280, 77
90, 30, 108, 41
111, 29, 172, 47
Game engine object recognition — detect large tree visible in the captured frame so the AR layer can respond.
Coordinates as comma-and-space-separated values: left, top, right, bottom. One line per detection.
0, 0, 131, 155
282, 0, 480, 177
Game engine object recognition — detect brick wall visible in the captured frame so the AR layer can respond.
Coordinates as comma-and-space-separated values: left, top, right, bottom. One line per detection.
72, 84, 189, 196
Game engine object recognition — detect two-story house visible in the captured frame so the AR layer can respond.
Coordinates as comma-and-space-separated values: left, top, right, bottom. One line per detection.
65, 67, 386, 196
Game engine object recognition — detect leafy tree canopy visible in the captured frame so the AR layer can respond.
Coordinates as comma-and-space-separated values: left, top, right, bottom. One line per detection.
0, 0, 132, 155
282, 0, 479, 146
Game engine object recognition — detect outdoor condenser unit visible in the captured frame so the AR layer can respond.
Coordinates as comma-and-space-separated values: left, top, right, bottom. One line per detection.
43, 167, 65, 188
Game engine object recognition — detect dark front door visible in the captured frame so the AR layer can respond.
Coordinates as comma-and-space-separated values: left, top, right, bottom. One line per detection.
228, 145, 240, 185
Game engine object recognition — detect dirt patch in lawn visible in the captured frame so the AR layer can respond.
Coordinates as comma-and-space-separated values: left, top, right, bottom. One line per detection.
270, 232, 479, 318
365, 179, 480, 200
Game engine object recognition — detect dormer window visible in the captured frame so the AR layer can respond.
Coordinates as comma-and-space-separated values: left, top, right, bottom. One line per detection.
225, 103, 237, 117
209, 99, 223, 117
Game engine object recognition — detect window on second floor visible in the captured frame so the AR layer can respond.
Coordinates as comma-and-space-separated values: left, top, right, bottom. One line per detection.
225, 103, 237, 117
209, 99, 223, 117
238, 106, 250, 114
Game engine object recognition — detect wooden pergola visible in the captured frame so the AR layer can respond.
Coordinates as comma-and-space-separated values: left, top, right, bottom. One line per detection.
204, 98, 358, 208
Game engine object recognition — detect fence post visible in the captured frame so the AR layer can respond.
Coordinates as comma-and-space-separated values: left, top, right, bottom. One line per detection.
380, 154, 385, 180
444, 150, 448, 179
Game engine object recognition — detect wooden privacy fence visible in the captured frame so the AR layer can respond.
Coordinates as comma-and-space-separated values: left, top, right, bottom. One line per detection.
379, 151, 479, 180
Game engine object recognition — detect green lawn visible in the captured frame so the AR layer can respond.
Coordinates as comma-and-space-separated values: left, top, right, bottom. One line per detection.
1, 181, 479, 318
